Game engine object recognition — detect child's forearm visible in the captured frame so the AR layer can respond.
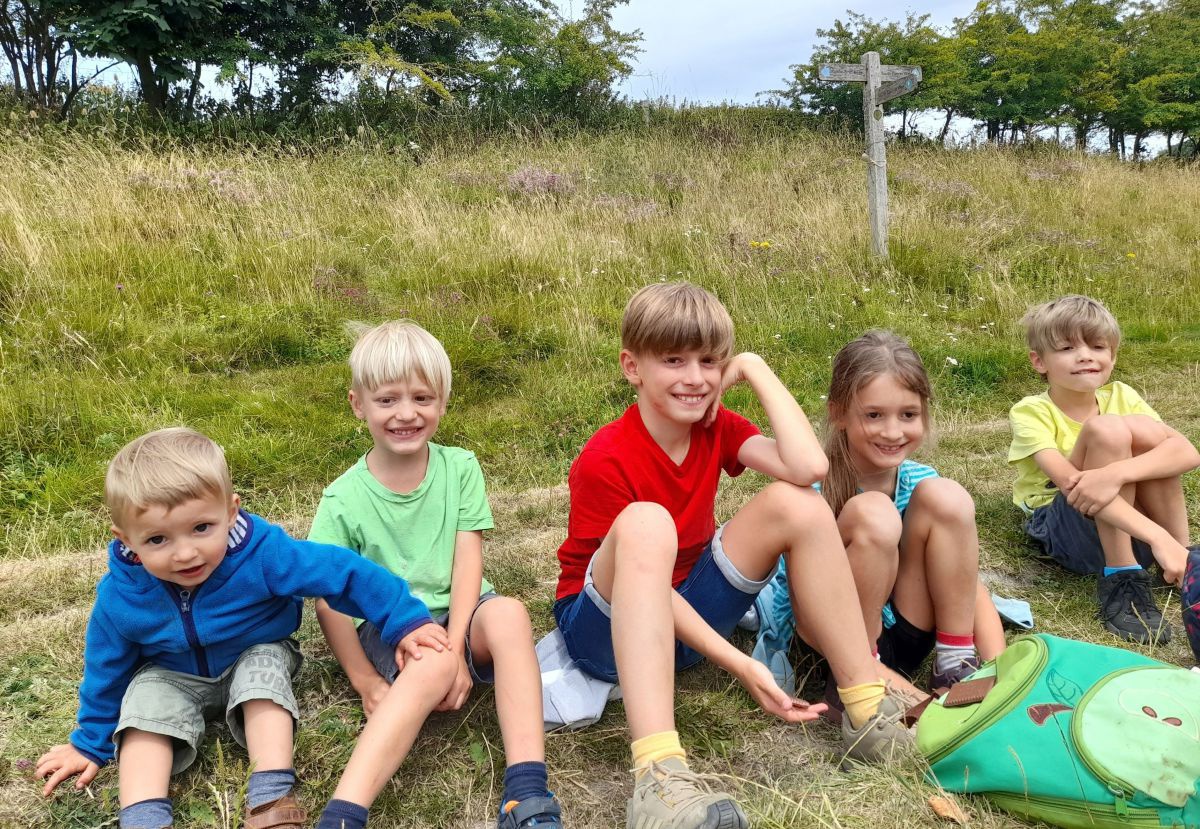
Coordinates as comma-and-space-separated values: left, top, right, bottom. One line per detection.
669, 591, 746, 674
1109, 434, 1200, 485
315, 599, 381, 690
446, 531, 484, 652
741, 355, 827, 483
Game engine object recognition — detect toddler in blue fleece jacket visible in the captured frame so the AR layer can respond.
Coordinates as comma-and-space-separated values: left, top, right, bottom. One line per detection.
36, 427, 448, 829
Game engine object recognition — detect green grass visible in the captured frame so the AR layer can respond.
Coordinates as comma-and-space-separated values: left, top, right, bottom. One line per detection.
1, 124, 1199, 827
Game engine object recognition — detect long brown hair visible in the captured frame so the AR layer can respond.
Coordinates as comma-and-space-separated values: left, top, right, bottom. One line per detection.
823, 331, 932, 517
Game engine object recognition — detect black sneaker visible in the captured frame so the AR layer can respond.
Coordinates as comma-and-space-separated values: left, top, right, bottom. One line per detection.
1096, 569, 1172, 644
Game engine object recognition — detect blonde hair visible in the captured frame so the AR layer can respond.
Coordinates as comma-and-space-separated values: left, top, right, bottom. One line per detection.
349, 320, 452, 399
1021, 295, 1121, 358
621, 282, 734, 359
105, 427, 233, 527
823, 331, 932, 518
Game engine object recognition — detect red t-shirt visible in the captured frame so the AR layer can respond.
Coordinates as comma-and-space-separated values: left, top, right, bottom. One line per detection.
555, 404, 761, 600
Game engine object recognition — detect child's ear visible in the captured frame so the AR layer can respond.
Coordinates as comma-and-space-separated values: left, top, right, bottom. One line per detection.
227, 493, 241, 522
1028, 350, 1047, 376
348, 388, 365, 419
619, 349, 642, 387
111, 524, 130, 547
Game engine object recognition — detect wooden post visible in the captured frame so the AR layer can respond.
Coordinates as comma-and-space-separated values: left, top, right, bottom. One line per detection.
816, 54, 922, 261
862, 51, 888, 259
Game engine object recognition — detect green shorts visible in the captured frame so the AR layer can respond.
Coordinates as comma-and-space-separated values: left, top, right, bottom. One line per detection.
114, 639, 302, 775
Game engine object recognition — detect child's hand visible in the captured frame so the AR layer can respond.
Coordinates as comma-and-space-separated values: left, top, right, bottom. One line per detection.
36, 744, 99, 797
735, 655, 827, 723
1064, 468, 1123, 516
394, 622, 449, 671
705, 353, 767, 426
435, 653, 473, 712
356, 673, 391, 718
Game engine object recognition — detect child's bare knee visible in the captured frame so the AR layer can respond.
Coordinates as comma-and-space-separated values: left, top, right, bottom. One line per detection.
611, 502, 676, 546
840, 491, 903, 548
1126, 415, 1169, 455
1080, 414, 1133, 452
760, 480, 831, 524
911, 477, 975, 523
479, 596, 531, 637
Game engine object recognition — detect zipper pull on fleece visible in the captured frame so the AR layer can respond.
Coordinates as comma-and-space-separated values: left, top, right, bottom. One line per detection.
179, 589, 191, 612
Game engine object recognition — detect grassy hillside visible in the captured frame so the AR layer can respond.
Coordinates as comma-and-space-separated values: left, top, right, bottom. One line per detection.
1, 124, 1198, 828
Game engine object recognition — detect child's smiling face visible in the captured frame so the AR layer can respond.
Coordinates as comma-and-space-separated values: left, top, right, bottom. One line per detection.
835, 373, 926, 475
1030, 336, 1115, 395
350, 376, 445, 460
113, 492, 239, 588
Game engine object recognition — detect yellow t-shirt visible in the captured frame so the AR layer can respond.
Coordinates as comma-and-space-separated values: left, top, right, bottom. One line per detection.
1007, 381, 1160, 513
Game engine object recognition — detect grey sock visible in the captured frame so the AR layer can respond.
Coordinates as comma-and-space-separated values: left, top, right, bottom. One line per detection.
247, 768, 296, 809
119, 797, 172, 829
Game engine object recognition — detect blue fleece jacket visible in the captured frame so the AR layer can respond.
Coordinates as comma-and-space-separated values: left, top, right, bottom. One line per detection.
69, 511, 432, 765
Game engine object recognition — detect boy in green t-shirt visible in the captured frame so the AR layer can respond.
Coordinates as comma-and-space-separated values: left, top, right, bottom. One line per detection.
309, 321, 561, 829
1007, 295, 1200, 645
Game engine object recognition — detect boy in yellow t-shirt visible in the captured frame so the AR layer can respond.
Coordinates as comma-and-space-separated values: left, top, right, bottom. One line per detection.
1008, 295, 1200, 644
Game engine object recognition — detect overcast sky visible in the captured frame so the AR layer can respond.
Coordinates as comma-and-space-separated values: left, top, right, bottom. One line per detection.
555, 1, 978, 104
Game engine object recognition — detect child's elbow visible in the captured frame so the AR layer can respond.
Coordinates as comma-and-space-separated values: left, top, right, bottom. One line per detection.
795, 456, 829, 486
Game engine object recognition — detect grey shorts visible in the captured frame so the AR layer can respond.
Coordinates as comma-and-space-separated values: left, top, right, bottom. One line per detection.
114, 639, 302, 775
358, 592, 498, 685
1025, 493, 1154, 575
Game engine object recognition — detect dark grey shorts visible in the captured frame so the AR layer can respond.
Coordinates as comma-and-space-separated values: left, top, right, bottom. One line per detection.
114, 639, 302, 774
358, 592, 498, 685
1024, 493, 1154, 575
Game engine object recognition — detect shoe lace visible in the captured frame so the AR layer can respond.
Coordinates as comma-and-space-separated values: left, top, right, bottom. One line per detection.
635, 760, 724, 805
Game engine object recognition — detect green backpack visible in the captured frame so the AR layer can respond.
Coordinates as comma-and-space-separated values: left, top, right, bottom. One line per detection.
916, 634, 1200, 828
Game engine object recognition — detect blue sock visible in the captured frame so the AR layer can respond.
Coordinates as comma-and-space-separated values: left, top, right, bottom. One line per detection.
1104, 564, 1143, 577
247, 768, 296, 809
119, 798, 173, 829
316, 799, 369, 829
500, 760, 550, 814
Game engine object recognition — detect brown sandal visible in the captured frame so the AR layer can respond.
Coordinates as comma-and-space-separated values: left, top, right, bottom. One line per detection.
244, 793, 308, 829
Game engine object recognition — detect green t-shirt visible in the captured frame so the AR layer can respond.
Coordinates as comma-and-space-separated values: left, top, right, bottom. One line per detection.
308, 443, 494, 616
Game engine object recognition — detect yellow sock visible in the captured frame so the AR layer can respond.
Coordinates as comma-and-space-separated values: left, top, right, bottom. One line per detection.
838, 680, 886, 729
631, 731, 687, 779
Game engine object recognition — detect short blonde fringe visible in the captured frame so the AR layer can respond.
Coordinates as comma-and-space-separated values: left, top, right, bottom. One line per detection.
349, 320, 452, 399
105, 427, 233, 526
621, 282, 734, 359
1021, 294, 1122, 357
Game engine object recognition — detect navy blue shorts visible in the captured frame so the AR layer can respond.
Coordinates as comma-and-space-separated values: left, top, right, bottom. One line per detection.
358, 592, 498, 684
1024, 493, 1153, 575
552, 524, 772, 683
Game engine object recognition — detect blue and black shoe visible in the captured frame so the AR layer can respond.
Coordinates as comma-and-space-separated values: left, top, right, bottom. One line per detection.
498, 794, 562, 828
1182, 546, 1200, 664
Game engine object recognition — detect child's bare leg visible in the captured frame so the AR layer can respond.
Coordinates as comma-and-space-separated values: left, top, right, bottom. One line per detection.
720, 483, 881, 690
838, 492, 902, 646
468, 598, 544, 765
1071, 416, 1142, 568
893, 479, 978, 637
1071, 416, 1188, 580
974, 581, 1006, 661
118, 730, 172, 807
331, 646, 458, 806
241, 699, 294, 771
588, 502, 678, 740
1129, 415, 1191, 545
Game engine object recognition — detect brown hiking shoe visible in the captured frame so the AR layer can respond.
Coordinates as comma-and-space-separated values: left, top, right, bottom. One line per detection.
244, 794, 307, 829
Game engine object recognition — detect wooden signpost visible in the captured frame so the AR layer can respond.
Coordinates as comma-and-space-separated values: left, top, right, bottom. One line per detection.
818, 52, 922, 259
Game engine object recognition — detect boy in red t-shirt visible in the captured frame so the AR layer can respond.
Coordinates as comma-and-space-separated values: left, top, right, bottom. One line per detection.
554, 282, 914, 829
